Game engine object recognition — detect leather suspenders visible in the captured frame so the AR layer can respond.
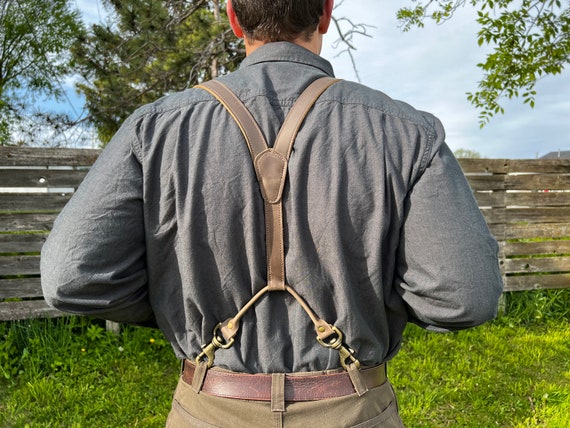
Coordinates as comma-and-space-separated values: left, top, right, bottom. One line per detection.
192, 77, 368, 396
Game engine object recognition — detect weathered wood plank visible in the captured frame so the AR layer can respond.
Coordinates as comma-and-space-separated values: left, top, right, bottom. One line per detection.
481, 208, 506, 225
472, 191, 505, 208
0, 278, 42, 299
458, 159, 508, 174
479, 208, 505, 224
0, 213, 57, 232
504, 273, 570, 291
0, 147, 100, 167
505, 191, 570, 208
503, 256, 570, 274
504, 223, 570, 240
0, 168, 89, 188
487, 223, 505, 239
505, 174, 570, 191
504, 240, 570, 257
458, 159, 570, 175
466, 174, 570, 192
0, 193, 72, 212
0, 300, 63, 321
466, 190, 570, 208
0, 233, 47, 253
490, 190, 570, 208
507, 207, 570, 224
481, 207, 570, 225
465, 175, 505, 191
506, 159, 570, 174
0, 255, 40, 276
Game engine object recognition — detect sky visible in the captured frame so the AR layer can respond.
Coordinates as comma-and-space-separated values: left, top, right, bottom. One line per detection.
66, 0, 569, 159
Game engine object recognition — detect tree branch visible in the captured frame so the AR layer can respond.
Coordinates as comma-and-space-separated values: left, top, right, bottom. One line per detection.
330, 12, 374, 82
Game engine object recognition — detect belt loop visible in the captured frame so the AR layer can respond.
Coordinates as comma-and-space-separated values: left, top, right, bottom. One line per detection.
192, 361, 208, 393
347, 363, 368, 397
271, 373, 286, 412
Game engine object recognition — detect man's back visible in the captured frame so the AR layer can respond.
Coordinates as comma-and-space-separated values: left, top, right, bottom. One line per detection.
42, 42, 502, 374
41, 0, 503, 422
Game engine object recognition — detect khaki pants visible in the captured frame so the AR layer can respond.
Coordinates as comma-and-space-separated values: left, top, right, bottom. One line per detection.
166, 374, 406, 428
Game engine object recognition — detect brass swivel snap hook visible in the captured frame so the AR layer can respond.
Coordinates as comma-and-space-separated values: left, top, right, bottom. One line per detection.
196, 323, 235, 368
338, 344, 360, 370
316, 325, 361, 370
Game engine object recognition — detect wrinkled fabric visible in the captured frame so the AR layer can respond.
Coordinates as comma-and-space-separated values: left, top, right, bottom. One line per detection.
41, 42, 503, 373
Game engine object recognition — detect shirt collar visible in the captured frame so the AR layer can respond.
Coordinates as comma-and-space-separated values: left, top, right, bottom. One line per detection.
240, 42, 335, 77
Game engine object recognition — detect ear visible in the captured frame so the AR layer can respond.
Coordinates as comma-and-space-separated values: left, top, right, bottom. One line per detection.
318, 0, 334, 34
227, 0, 244, 38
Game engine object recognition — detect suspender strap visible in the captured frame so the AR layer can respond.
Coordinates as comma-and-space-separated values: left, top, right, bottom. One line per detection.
194, 78, 364, 386
195, 80, 267, 162
197, 77, 339, 291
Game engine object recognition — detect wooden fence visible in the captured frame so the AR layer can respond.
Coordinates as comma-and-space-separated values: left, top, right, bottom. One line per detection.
1, 147, 569, 321
460, 158, 570, 292
0, 147, 100, 321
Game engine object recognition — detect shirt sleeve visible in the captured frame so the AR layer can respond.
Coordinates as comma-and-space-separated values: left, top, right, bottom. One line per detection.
40, 117, 156, 326
395, 139, 504, 332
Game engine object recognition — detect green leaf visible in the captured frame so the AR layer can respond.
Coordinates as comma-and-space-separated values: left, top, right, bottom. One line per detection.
396, 0, 570, 127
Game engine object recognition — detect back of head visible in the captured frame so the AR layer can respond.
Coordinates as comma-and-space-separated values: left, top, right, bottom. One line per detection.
231, 0, 325, 43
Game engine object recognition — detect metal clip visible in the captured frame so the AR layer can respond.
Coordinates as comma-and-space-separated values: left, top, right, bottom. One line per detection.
316, 325, 344, 349
195, 323, 235, 368
316, 325, 361, 370
338, 344, 361, 370
196, 342, 217, 368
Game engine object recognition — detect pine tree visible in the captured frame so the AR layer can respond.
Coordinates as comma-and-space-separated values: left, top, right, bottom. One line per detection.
73, 0, 244, 144
0, 0, 82, 145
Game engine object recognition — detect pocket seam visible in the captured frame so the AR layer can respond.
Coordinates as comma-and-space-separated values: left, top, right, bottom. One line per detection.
170, 399, 222, 428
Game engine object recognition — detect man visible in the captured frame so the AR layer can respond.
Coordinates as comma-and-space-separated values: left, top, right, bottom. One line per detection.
41, 0, 503, 426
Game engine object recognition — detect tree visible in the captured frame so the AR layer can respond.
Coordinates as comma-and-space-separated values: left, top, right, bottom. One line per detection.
330, 0, 374, 83
73, 0, 374, 145
397, 0, 570, 127
0, 0, 83, 145
72, 0, 243, 144
454, 148, 483, 158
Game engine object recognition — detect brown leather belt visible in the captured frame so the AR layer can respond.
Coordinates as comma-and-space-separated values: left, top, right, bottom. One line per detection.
182, 359, 386, 402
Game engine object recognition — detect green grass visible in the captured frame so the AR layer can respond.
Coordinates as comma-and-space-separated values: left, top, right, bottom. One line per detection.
1, 290, 569, 427
0, 318, 178, 427
392, 321, 569, 427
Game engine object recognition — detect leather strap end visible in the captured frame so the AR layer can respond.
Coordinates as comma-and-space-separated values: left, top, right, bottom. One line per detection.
191, 361, 209, 393
347, 363, 369, 397
220, 318, 240, 341
314, 319, 335, 340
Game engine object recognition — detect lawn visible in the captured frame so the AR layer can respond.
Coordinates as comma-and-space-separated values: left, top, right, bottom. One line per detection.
1, 290, 569, 427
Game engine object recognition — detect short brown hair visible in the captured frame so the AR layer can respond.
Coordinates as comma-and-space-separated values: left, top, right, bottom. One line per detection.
231, 0, 326, 42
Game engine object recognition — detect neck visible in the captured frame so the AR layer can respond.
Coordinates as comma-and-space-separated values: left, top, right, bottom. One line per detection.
244, 31, 322, 56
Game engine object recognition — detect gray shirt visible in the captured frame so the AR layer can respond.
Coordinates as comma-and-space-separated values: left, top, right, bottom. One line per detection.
41, 42, 503, 373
